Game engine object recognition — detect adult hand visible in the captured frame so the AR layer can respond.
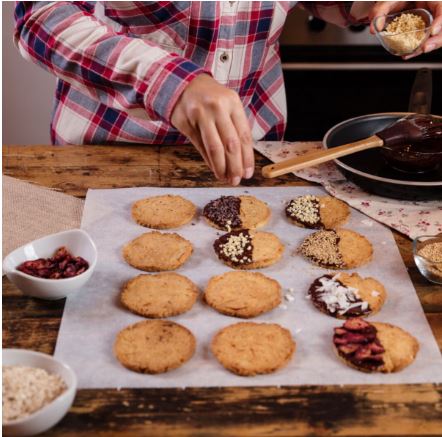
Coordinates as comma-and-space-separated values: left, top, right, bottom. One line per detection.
368, 1, 442, 58
171, 74, 254, 185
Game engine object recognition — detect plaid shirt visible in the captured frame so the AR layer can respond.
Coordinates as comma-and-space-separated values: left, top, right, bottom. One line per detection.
14, 1, 368, 145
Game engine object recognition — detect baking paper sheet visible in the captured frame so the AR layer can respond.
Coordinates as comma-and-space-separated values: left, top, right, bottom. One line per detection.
54, 187, 442, 388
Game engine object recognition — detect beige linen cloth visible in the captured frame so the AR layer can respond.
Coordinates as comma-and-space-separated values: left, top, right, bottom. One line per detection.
2, 176, 84, 259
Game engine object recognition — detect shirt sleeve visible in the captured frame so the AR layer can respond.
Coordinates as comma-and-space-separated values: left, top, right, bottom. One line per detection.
297, 1, 373, 27
14, 1, 209, 123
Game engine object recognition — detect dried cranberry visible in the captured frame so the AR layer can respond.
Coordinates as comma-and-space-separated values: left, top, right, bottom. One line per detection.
17, 246, 89, 280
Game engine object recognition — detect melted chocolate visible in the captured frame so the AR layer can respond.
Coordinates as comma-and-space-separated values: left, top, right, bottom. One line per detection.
213, 229, 253, 266
203, 196, 242, 230
334, 320, 384, 371
285, 197, 321, 229
308, 275, 370, 318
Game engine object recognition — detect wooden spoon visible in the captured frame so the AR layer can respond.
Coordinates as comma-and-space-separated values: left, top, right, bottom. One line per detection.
262, 114, 442, 179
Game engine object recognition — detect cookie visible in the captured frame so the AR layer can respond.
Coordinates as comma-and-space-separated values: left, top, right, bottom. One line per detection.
123, 231, 193, 271
299, 229, 372, 269
114, 320, 196, 374
308, 272, 386, 318
211, 322, 295, 376
204, 271, 282, 318
286, 195, 350, 230
333, 318, 419, 373
203, 195, 270, 231
131, 195, 196, 229
213, 229, 284, 269
121, 273, 198, 318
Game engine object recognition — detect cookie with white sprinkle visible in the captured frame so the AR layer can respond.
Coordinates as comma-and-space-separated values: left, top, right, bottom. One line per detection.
204, 271, 282, 318
203, 195, 270, 231
286, 195, 350, 230
299, 229, 372, 269
333, 318, 419, 373
123, 231, 193, 271
132, 195, 196, 229
213, 229, 284, 269
211, 322, 296, 376
308, 272, 386, 318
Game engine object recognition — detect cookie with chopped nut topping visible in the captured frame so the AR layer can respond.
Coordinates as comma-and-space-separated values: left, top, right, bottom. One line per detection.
123, 231, 193, 271
203, 195, 270, 231
205, 271, 282, 318
132, 195, 196, 229
299, 229, 372, 269
213, 229, 284, 269
114, 320, 195, 374
121, 273, 198, 318
286, 195, 349, 230
211, 322, 296, 376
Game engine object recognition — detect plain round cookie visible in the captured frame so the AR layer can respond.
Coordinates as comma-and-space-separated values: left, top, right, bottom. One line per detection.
123, 231, 193, 271
299, 229, 372, 269
319, 196, 350, 229
204, 271, 282, 318
121, 273, 198, 318
203, 195, 270, 231
114, 320, 196, 374
211, 322, 295, 376
132, 195, 196, 229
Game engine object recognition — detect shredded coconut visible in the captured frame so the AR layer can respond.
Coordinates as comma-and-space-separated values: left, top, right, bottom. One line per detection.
3, 366, 67, 423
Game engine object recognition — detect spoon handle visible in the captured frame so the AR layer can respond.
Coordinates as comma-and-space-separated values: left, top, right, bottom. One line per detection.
262, 135, 384, 178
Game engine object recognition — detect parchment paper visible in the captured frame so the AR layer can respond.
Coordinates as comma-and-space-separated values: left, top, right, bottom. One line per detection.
54, 186, 442, 388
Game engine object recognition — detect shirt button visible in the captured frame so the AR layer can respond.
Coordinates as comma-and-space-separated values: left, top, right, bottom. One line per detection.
220, 52, 229, 62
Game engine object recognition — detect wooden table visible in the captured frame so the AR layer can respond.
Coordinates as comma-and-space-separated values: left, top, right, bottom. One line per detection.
3, 144, 442, 436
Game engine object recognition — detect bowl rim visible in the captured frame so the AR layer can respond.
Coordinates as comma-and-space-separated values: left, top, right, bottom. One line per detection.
412, 234, 442, 265
3, 229, 97, 283
373, 8, 433, 36
2, 348, 77, 426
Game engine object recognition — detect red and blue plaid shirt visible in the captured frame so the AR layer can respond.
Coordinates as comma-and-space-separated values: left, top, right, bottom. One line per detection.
14, 1, 368, 145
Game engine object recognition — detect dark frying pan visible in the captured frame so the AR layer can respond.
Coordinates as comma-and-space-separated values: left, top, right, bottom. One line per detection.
322, 69, 442, 201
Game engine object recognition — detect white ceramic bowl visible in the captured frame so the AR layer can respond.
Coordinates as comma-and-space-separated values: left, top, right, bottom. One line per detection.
3, 229, 97, 300
2, 349, 77, 436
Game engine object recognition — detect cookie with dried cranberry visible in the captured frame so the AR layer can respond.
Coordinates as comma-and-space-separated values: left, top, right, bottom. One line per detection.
204, 271, 282, 318
299, 229, 372, 269
121, 273, 198, 318
308, 273, 386, 318
203, 195, 270, 231
333, 318, 419, 373
114, 320, 196, 374
132, 195, 196, 229
123, 231, 193, 272
286, 195, 350, 230
213, 229, 284, 269
211, 322, 295, 376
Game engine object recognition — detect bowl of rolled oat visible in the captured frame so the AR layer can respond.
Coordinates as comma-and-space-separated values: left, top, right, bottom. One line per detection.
413, 234, 442, 284
2, 349, 77, 436
373, 9, 433, 56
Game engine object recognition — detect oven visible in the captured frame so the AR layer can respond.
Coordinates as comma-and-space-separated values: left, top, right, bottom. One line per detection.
280, 9, 442, 141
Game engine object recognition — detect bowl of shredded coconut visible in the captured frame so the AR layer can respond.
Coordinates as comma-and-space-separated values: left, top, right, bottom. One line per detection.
373, 9, 433, 56
2, 349, 77, 436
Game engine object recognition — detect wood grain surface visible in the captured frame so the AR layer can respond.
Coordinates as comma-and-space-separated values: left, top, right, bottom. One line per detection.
3, 144, 442, 437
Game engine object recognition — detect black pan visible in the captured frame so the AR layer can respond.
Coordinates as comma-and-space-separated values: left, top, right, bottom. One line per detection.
322, 69, 442, 201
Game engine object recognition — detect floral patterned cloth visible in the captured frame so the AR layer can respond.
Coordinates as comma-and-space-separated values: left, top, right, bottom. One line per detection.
255, 141, 442, 239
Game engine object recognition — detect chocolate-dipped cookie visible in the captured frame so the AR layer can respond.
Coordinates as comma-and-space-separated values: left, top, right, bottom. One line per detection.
286, 195, 350, 230
299, 229, 373, 269
213, 229, 284, 269
308, 273, 386, 318
333, 318, 419, 373
203, 195, 270, 231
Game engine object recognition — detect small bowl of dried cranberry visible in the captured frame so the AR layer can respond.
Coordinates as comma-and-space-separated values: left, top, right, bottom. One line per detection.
3, 229, 97, 300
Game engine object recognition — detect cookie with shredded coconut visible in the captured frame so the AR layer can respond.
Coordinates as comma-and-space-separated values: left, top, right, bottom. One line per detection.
308, 272, 386, 318
286, 195, 350, 230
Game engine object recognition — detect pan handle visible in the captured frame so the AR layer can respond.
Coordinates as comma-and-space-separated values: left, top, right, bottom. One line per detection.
408, 68, 432, 114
